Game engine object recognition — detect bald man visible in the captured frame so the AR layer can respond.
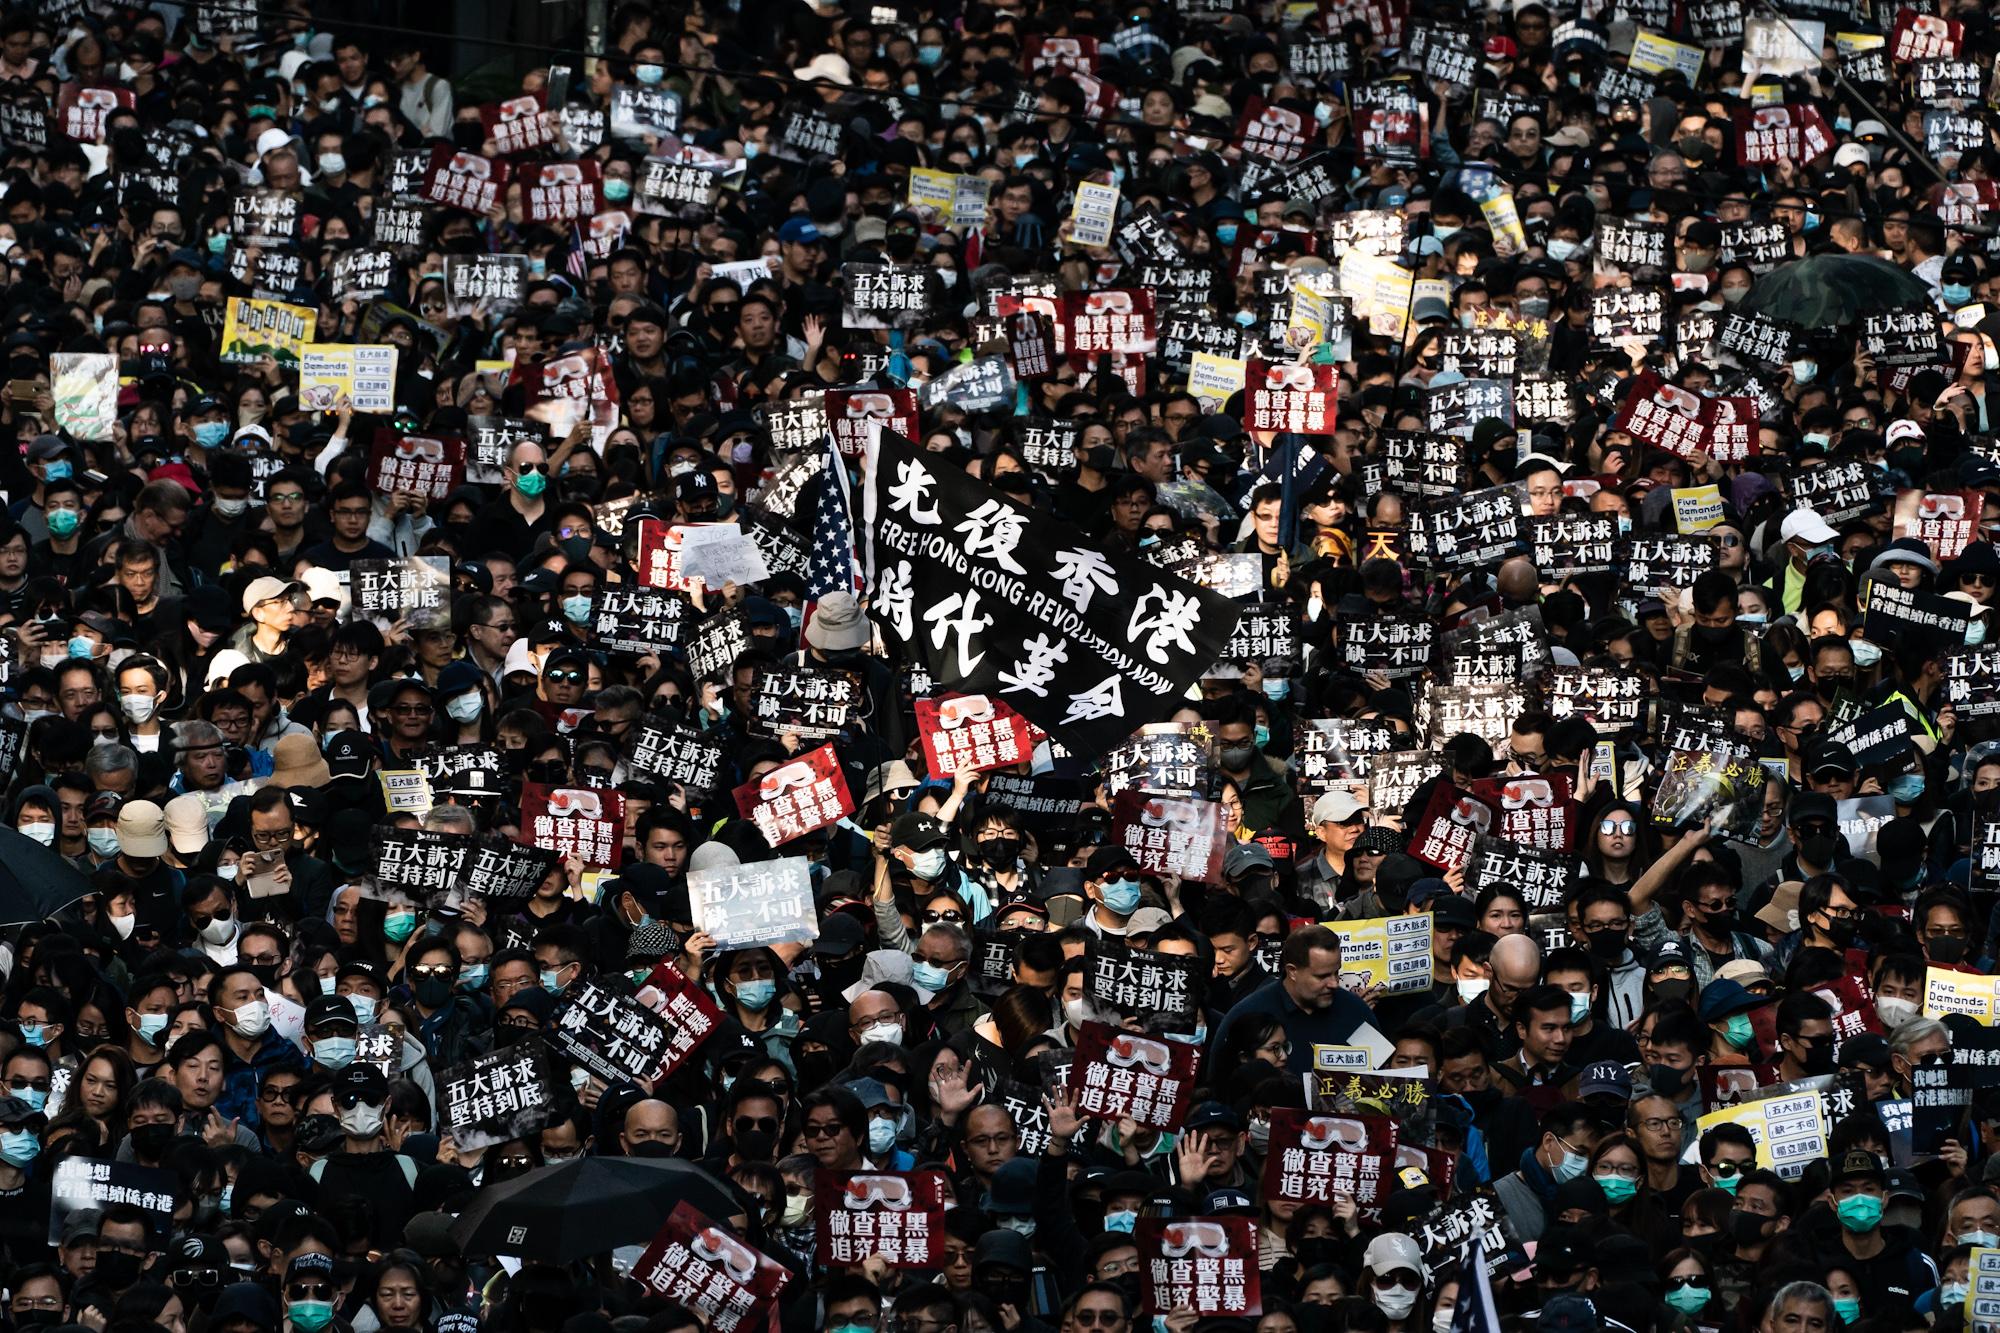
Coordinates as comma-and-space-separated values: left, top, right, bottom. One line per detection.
1497, 557, 1541, 606
1446, 931, 1539, 1063
621, 1099, 680, 1158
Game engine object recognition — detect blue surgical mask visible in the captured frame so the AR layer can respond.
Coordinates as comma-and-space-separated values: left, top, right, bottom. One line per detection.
43, 460, 70, 480
19, 1024, 46, 1047
1233, 309, 1257, 327
562, 595, 593, 625
1263, 678, 1287, 700
785, 605, 803, 628
868, 1116, 899, 1154
347, 995, 376, 1023
88, 828, 119, 856
1805, 432, 1831, 449
1851, 639, 1881, 667
0, 1130, 40, 1165
220, 1184, 234, 1214
1101, 877, 1142, 914
540, 968, 568, 994
1890, 774, 1925, 803
918, 44, 945, 65
635, 64, 664, 84
1973, 620, 1991, 646
1792, 359, 1818, 384
14, 1087, 46, 1112
195, 421, 229, 447
1254, 724, 1270, 747
1553, 1147, 1588, 1182
1617, 514, 1633, 536
735, 979, 776, 1010
1433, 224, 1461, 241
136, 1013, 169, 1043
1215, 223, 1238, 245
207, 232, 228, 254
1016, 152, 1038, 169
912, 961, 952, 991
315, 1037, 356, 1069
910, 848, 949, 880
1546, 238, 1578, 261
68, 636, 92, 659
1789, 663, 1806, 681
1945, 283, 1973, 306
603, 178, 632, 202
1103, 1210, 1138, 1233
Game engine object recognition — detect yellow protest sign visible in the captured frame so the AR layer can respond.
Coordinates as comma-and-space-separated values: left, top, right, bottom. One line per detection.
908, 167, 955, 217
1969, 1247, 2000, 1328
222, 297, 316, 368
1326, 913, 1433, 994
1673, 484, 1725, 531
1629, 31, 1703, 80
1481, 193, 1528, 257
1188, 353, 1246, 409
300, 345, 400, 414
1288, 286, 1331, 350
1925, 966, 1998, 1023
1834, 31, 1885, 54
1694, 1089, 1825, 1180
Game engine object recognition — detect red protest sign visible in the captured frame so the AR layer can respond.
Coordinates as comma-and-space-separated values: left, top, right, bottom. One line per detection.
58, 86, 133, 142
1613, 372, 1708, 459
1009, 312, 1057, 380
814, 1171, 949, 1268
1247, 360, 1339, 433
1027, 36, 1099, 73
520, 783, 625, 870
1066, 1022, 1199, 1129
636, 519, 727, 592
1892, 7, 1964, 58
367, 430, 466, 501
1409, 784, 1501, 870
1108, 789, 1227, 884
1894, 489, 1985, 560
1234, 96, 1311, 164
1260, 1109, 1400, 1222
1397, 1143, 1455, 1199
915, 694, 1040, 776
1732, 103, 1834, 165
528, 346, 621, 413
421, 145, 511, 213
479, 91, 556, 156
521, 160, 603, 223
635, 961, 724, 1080
1470, 773, 1576, 851
824, 388, 918, 460
1320, 0, 1406, 47
1135, 1217, 1261, 1317
1061, 289, 1157, 356
731, 744, 853, 846
1703, 395, 1761, 463
635, 1203, 791, 1333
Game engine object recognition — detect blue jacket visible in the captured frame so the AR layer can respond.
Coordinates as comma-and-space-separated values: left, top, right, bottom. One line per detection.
1209, 977, 1375, 1075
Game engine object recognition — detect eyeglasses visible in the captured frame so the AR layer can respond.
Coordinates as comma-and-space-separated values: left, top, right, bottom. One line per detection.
966, 1133, 1015, 1149
7, 1077, 51, 1092
287, 1285, 334, 1303
331, 505, 371, 518
172, 1269, 227, 1290
477, 620, 517, 633
1600, 819, 1637, 835
1664, 1277, 1707, 1293
1716, 533, 1743, 548
734, 1115, 780, 1135
496, 1155, 535, 1170
1637, 1116, 1685, 1133
412, 964, 455, 979
1594, 1164, 1642, 1181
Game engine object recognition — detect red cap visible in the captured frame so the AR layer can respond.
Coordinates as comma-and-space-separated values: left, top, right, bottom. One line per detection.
1485, 35, 1518, 59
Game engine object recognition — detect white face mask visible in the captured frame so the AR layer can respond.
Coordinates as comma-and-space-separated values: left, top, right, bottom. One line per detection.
339, 1101, 385, 1137
1457, 978, 1491, 1003
122, 692, 159, 722
1063, 997, 1090, 1027
1876, 995, 1918, 1028
861, 1020, 904, 1044
212, 497, 249, 519
1433, 1306, 1456, 1333
227, 1001, 271, 1037
1375, 1288, 1418, 1320
200, 912, 237, 945
20, 822, 54, 846
110, 911, 135, 939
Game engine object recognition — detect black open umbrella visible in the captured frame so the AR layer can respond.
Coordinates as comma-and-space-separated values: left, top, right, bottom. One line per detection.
1736, 253, 1935, 328
447, 1155, 741, 1262
0, 825, 97, 926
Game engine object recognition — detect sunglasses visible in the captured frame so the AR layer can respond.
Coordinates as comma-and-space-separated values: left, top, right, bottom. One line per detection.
517, 462, 549, 475
545, 670, 585, 684
734, 1115, 780, 1135
173, 1270, 227, 1291
1600, 819, 1637, 835
922, 909, 964, 924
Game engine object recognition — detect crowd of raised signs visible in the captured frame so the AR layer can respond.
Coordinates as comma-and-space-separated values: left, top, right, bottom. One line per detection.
12, 7, 2000, 1333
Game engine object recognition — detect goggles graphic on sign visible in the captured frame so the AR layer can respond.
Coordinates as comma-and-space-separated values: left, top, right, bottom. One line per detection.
496, 95, 541, 121
1083, 291, 1135, 315
1449, 797, 1494, 833
536, 162, 586, 184
1158, 1221, 1232, 1258
937, 696, 995, 729
1298, 1116, 1371, 1153
1264, 364, 1318, 391
393, 437, 448, 463
1652, 383, 1703, 418
76, 88, 120, 110
759, 761, 816, 798
543, 354, 592, 387
1139, 797, 1206, 829
842, 1175, 916, 1210
690, 1226, 760, 1283
1499, 779, 1554, 809
1105, 1033, 1174, 1075
1920, 494, 1967, 519
545, 789, 603, 820
1256, 106, 1303, 134
445, 153, 493, 179
1752, 106, 1795, 130
843, 393, 898, 419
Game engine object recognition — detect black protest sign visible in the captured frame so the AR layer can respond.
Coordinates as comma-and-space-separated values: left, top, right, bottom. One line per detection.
467, 416, 548, 481
227, 245, 303, 300
1441, 605, 1554, 683
1718, 221, 1790, 271
49, 1158, 176, 1245
1948, 1022, 2000, 1091
1825, 704, 1916, 766
762, 397, 830, 454
997, 1080, 1055, 1154
968, 927, 1019, 997
1862, 581, 1970, 645
444, 253, 529, 316
1792, 459, 1877, 524
1379, 431, 1463, 497
1294, 719, 1400, 802
552, 978, 678, 1085
1159, 307, 1243, 370
1911, 1062, 1970, 1155
372, 828, 477, 906
421, 745, 505, 798
1282, 152, 1346, 207
1528, 514, 1620, 575
1083, 936, 1206, 1035
1915, 56, 1982, 104
1338, 615, 1436, 678
355, 1024, 399, 1077
1008, 312, 1058, 381
373, 201, 432, 252
1441, 633, 1528, 685
1592, 216, 1669, 276
1104, 728, 1213, 797
1407, 486, 1524, 567
1545, 666, 1645, 733
329, 247, 395, 301
1370, 750, 1449, 815
1718, 310, 1800, 370
439, 1033, 561, 1152
739, 508, 810, 580
920, 357, 1013, 412
634, 157, 723, 214
1514, 376, 1576, 425
352, 556, 452, 630
1436, 328, 1519, 378
626, 718, 728, 791
863, 430, 1238, 758
1224, 603, 1298, 664
1114, 205, 1188, 265
984, 772, 1084, 841
1861, 310, 1943, 367
1841, 42, 1889, 83
1425, 378, 1513, 440
751, 664, 863, 740
231, 188, 302, 243
595, 585, 692, 654
1017, 420, 1080, 471
1590, 284, 1667, 350
1465, 834, 1573, 911
1945, 647, 2000, 717
1624, 535, 1717, 592
685, 607, 752, 682
844, 263, 933, 329
459, 836, 564, 902
775, 104, 845, 160
1418, 683, 1532, 750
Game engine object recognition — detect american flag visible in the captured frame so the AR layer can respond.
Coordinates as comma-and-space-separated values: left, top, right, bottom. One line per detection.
806, 436, 860, 602
567, 221, 589, 280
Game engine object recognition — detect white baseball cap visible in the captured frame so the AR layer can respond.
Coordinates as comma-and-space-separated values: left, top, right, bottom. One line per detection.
1779, 508, 1840, 546
1312, 790, 1366, 825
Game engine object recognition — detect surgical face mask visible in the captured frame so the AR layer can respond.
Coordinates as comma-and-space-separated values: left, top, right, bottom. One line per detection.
445, 692, 482, 723
735, 978, 776, 1010
540, 968, 567, 994
909, 848, 948, 880
1942, 1284, 1971, 1311
517, 469, 548, 497
45, 507, 79, 538
1804, 432, 1831, 449
1546, 237, 1578, 261
20, 822, 53, 846
912, 960, 953, 991
1945, 283, 1973, 307
636, 64, 664, 84
1518, 296, 1550, 320
318, 151, 346, 175
1375, 1289, 1418, 1320
1664, 1286, 1711, 1315
1101, 877, 1142, 914
169, 276, 201, 301
998, 1216, 1037, 1236
0, 1130, 39, 1165
1890, 774, 1925, 804
1247, 1117, 1270, 1151
782, 1193, 812, 1227
43, 460, 70, 481
861, 1020, 904, 1044
1724, 1013, 1754, 1048
194, 420, 230, 447
1792, 359, 1818, 384
1877, 995, 1918, 1028
562, 595, 593, 625
1215, 223, 1238, 245
110, 911, 135, 938
88, 828, 120, 857
1956, 1231, 1999, 1250
1234, 309, 1258, 327
13, 1087, 45, 1111
340, 1100, 386, 1137
384, 908, 418, 941
213, 496, 249, 519
199, 912, 236, 945
135, 1013, 169, 1042
347, 995, 376, 1023
1433, 1307, 1457, 1333
290, 1301, 336, 1333
1970, 619, 1991, 646
1568, 992, 1591, 1023
604, 178, 632, 202
918, 44, 945, 65
1458, 978, 1491, 1003
315, 1037, 356, 1069
228, 1000, 271, 1037
1852, 639, 1882, 667
1263, 678, 1288, 700
1835, 1193, 1884, 1232
68, 636, 93, 659
1552, 1146, 1588, 1182
1063, 998, 1090, 1028
1433, 224, 1461, 241
867, 1116, 898, 1154
1102, 1209, 1137, 1234
1595, 1173, 1638, 1204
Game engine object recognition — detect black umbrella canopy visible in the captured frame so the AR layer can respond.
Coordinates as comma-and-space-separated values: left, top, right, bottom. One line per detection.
1735, 253, 1936, 329
447, 1155, 743, 1262
0, 825, 97, 926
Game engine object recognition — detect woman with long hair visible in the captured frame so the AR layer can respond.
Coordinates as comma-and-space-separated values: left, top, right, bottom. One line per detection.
1586, 1131, 1677, 1257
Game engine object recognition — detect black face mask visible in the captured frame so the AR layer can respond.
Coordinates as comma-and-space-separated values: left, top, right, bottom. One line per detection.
1728, 1208, 1771, 1245
1647, 1062, 1687, 1096
95, 1250, 143, 1290
1696, 621, 1734, 642
1650, 979, 1691, 1006
1797, 832, 1842, 868
1583, 926, 1628, 961
1700, 908, 1741, 937
1817, 914, 1858, 948
451, 121, 486, 152
884, 232, 918, 261
492, 1024, 525, 1048
1926, 935, 1967, 964
15, 1310, 64, 1328
629, 1140, 676, 1159
979, 837, 1022, 866
1291, 1236, 1339, 1268
1463, 1085, 1503, 1112
1083, 445, 1117, 472
1790, 1034, 1835, 1075
129, 1122, 174, 1160
793, 1049, 842, 1090
978, 1277, 1029, 1310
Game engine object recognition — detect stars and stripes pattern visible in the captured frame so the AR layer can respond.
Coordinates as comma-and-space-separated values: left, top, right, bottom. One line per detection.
806, 436, 861, 601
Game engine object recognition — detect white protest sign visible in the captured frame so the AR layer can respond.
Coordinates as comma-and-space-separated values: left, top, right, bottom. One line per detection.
689, 855, 820, 949
1071, 182, 1120, 248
